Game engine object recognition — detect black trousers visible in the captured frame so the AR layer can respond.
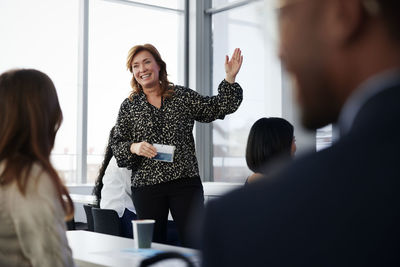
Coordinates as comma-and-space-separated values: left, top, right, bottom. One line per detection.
131, 176, 204, 248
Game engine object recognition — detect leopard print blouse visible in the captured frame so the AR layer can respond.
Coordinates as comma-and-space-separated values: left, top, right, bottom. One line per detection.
111, 79, 243, 187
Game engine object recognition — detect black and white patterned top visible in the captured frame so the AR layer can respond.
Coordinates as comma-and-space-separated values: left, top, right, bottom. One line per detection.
111, 79, 243, 187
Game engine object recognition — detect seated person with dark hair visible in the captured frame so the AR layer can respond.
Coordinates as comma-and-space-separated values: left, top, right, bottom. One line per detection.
245, 117, 296, 185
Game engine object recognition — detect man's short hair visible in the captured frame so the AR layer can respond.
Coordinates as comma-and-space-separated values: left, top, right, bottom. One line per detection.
377, 0, 400, 41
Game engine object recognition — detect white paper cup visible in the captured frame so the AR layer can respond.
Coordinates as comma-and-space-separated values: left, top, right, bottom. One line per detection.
132, 219, 155, 249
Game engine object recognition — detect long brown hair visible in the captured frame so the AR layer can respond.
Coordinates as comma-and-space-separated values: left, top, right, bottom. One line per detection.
0, 69, 74, 220
126, 43, 174, 100
92, 126, 115, 206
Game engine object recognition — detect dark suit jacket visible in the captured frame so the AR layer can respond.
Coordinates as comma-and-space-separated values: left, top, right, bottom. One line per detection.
201, 84, 400, 267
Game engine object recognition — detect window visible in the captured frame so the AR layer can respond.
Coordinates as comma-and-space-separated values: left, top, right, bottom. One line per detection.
211, 0, 281, 182
123, 0, 182, 9
316, 125, 333, 151
86, 0, 185, 183
0, 0, 79, 183
2, 0, 302, 185
212, 0, 247, 7
0, 0, 185, 184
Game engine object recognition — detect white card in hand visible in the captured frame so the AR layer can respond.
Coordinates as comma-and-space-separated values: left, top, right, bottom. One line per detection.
153, 144, 175, 162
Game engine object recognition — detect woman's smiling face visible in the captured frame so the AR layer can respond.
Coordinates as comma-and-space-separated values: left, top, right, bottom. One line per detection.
132, 50, 161, 89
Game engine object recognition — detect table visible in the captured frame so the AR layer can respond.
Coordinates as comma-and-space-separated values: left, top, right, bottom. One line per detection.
67, 230, 200, 267
70, 194, 97, 205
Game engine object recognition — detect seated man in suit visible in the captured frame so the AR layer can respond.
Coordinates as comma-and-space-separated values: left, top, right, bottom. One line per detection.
202, 0, 400, 266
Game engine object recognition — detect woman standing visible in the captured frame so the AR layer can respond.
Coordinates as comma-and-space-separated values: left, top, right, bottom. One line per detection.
0, 69, 74, 266
111, 44, 243, 247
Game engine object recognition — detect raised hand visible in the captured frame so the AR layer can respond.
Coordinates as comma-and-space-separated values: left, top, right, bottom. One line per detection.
225, 48, 243, 84
130, 141, 157, 158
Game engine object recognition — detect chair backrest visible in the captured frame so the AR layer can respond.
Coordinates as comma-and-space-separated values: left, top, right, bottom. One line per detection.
66, 217, 76, 230
139, 252, 195, 267
83, 204, 94, 231
91, 207, 122, 236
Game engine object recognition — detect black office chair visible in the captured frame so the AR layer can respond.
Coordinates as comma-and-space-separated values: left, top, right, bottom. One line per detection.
139, 252, 195, 267
91, 207, 122, 236
66, 217, 76, 230
83, 204, 94, 232
66, 217, 88, 231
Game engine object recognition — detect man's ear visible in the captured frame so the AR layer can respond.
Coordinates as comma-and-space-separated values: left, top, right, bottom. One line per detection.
323, 0, 365, 47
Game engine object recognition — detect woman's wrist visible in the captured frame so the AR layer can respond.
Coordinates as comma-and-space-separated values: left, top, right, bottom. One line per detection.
130, 142, 137, 154
225, 75, 235, 84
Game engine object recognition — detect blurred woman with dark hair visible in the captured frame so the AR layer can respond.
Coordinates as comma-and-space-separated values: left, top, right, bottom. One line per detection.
245, 117, 296, 184
0, 69, 74, 266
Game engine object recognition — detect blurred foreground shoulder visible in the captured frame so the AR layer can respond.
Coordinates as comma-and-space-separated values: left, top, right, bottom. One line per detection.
9, 164, 75, 267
